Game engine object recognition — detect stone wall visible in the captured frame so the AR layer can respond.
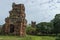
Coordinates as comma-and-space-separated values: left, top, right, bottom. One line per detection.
2, 3, 27, 37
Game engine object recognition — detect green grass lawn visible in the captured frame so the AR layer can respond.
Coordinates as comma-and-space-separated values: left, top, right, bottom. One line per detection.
0, 35, 56, 40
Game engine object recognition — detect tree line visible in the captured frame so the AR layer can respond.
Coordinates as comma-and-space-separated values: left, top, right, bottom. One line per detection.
26, 14, 60, 36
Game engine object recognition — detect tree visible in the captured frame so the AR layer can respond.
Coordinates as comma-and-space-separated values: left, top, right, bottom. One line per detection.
52, 14, 60, 35
26, 24, 36, 35
36, 22, 53, 35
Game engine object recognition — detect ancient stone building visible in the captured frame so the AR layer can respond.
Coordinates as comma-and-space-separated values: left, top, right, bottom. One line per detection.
31, 21, 36, 28
2, 3, 27, 36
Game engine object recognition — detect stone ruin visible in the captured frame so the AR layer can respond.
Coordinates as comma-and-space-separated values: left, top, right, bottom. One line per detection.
2, 3, 27, 37
31, 21, 36, 28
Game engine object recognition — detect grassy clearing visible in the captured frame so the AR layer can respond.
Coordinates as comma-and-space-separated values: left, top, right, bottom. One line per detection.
0, 35, 56, 40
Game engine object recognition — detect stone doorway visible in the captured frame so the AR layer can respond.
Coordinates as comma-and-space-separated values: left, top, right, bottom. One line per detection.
10, 24, 14, 33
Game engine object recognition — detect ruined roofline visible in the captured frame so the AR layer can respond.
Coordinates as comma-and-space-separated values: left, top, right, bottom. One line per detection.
12, 2, 24, 6
12, 2, 25, 11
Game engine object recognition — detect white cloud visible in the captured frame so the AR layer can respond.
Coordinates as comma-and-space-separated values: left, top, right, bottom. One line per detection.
0, 0, 60, 24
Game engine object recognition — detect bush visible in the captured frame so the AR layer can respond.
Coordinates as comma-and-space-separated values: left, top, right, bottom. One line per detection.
26, 27, 36, 35
56, 35, 60, 40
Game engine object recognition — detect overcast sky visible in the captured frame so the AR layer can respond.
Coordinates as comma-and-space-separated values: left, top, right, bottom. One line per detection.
0, 0, 60, 25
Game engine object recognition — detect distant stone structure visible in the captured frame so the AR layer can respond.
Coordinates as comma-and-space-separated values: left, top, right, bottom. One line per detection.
31, 21, 36, 28
2, 3, 27, 36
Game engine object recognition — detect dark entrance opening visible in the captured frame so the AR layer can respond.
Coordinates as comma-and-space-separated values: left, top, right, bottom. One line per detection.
10, 24, 14, 33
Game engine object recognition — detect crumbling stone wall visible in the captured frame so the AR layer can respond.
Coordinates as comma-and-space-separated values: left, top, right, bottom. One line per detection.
31, 21, 36, 28
2, 3, 27, 37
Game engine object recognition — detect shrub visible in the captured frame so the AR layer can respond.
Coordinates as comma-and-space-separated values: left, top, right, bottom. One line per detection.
26, 26, 36, 35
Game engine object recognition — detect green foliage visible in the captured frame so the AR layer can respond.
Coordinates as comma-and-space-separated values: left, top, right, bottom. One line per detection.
26, 26, 36, 35
56, 35, 60, 40
36, 22, 53, 35
52, 14, 60, 35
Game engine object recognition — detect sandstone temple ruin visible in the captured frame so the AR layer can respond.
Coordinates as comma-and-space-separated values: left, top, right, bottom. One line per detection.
2, 3, 27, 36
31, 21, 36, 28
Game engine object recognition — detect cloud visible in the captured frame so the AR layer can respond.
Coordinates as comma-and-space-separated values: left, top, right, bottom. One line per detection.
0, 0, 60, 24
